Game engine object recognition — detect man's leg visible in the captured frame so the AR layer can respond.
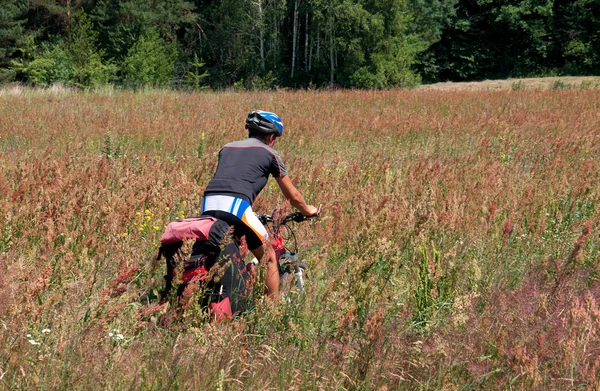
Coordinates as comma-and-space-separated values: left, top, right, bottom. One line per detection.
250, 242, 279, 298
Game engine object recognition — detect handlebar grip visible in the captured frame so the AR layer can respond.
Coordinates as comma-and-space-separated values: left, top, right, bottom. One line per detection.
292, 212, 306, 222
257, 214, 272, 224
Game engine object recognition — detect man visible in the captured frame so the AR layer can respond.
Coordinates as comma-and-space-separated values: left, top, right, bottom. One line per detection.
201, 110, 318, 298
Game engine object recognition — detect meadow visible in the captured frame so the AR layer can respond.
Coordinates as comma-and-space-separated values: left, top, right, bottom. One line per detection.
1, 87, 599, 390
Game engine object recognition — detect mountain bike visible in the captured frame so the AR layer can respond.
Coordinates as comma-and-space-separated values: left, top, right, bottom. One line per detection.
256, 205, 321, 299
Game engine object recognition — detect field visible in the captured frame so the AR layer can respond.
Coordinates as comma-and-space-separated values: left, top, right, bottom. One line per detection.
1, 87, 600, 390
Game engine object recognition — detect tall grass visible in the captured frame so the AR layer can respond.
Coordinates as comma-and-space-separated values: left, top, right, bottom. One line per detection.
1, 88, 599, 390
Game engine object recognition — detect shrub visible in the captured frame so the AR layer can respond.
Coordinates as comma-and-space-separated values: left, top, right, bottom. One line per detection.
11, 35, 73, 86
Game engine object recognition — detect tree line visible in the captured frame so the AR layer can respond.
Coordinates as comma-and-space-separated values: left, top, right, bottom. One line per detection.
0, 0, 598, 90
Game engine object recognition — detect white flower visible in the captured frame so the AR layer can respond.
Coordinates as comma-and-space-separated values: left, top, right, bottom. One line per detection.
26, 334, 32, 338
28, 339, 40, 345
115, 334, 124, 340
108, 332, 114, 337
41, 329, 51, 334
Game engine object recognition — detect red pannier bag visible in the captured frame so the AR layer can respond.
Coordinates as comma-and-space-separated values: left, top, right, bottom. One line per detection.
160, 216, 218, 245
158, 216, 219, 298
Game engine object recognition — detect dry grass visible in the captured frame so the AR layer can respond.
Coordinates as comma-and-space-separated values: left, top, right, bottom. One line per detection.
1, 88, 599, 390
420, 76, 600, 91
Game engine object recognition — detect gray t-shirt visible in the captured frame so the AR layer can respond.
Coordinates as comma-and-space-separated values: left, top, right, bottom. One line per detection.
204, 138, 287, 204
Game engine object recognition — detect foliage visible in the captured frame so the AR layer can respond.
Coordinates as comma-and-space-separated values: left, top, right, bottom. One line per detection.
2, 0, 600, 87
423, 0, 600, 82
121, 27, 177, 89
11, 35, 54, 85
11, 35, 73, 86
90, 0, 196, 62
66, 10, 114, 88
0, 0, 27, 82
181, 53, 210, 90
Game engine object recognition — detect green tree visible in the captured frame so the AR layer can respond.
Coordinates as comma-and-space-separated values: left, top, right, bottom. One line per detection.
121, 27, 177, 88
11, 35, 55, 85
66, 10, 113, 88
555, 0, 600, 74
326, 0, 422, 88
421, 0, 600, 81
189, 0, 257, 88
91, 0, 195, 62
182, 53, 210, 90
0, 0, 27, 82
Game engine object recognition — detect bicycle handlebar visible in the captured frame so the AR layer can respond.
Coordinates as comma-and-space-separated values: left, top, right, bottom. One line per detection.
257, 204, 321, 225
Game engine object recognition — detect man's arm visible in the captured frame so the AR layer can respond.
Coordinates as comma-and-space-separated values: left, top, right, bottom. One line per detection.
275, 175, 318, 216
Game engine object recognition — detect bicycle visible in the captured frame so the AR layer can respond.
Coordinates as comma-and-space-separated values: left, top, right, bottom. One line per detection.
255, 205, 321, 299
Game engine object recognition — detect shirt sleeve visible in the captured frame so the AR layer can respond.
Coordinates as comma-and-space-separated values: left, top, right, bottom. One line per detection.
270, 151, 287, 178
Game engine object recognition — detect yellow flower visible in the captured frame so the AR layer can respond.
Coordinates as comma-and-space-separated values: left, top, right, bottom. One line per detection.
165, 207, 170, 212
145, 209, 150, 215
136, 211, 141, 216
122, 232, 128, 237
153, 226, 159, 231
182, 200, 187, 206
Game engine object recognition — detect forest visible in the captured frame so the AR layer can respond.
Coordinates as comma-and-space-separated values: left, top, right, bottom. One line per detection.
0, 0, 599, 89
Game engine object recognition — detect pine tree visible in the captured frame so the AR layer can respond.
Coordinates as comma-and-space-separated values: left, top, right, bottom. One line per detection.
66, 10, 113, 88
121, 27, 177, 88
0, 0, 27, 81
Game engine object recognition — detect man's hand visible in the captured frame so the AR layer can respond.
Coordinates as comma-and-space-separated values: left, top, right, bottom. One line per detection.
303, 204, 319, 217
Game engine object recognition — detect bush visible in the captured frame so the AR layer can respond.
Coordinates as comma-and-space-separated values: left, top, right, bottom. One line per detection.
11, 35, 73, 86
11, 35, 53, 85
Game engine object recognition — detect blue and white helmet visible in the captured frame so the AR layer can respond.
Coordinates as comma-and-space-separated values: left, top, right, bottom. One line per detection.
246, 110, 284, 137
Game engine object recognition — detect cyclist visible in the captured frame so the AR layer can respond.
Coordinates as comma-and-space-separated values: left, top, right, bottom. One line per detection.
201, 110, 318, 298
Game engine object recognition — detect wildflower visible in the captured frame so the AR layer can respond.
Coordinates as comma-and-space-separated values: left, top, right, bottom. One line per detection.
41, 329, 51, 334
28, 339, 40, 345
182, 200, 187, 207
165, 207, 170, 212
145, 209, 151, 215
136, 211, 141, 216
122, 232, 128, 237
146, 216, 151, 221
153, 226, 159, 231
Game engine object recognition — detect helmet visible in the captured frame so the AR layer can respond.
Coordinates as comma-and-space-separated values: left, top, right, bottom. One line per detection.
246, 110, 283, 137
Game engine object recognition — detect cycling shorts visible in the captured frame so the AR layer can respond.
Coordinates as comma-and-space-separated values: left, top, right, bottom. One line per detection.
201, 195, 268, 251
